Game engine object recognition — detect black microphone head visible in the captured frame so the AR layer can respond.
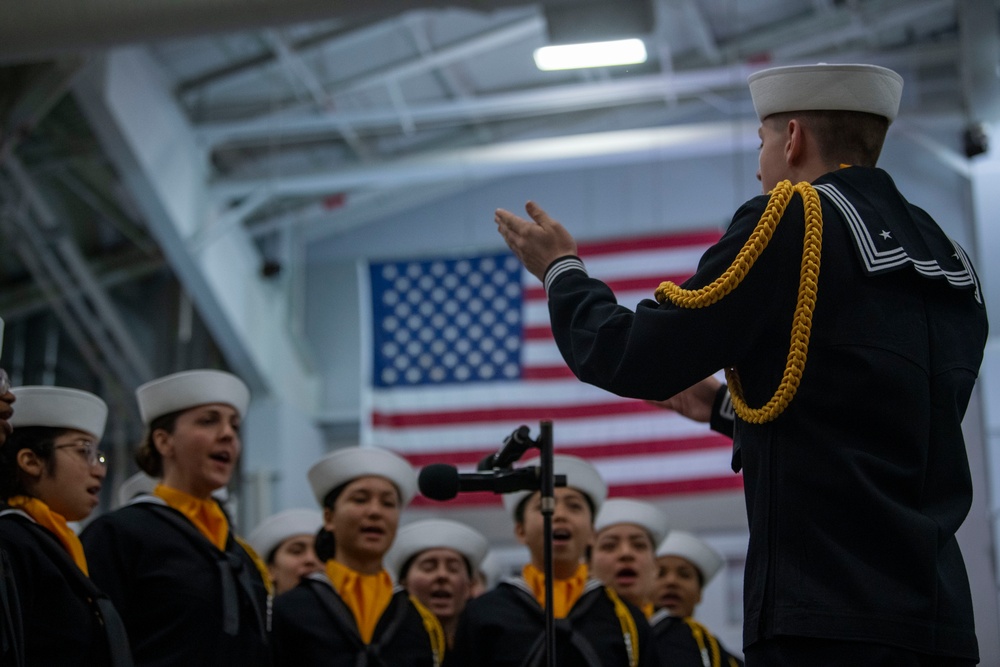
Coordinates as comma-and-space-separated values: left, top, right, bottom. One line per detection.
418, 463, 461, 501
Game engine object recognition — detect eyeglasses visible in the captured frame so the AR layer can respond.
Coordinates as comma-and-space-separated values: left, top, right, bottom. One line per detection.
0, 368, 9, 395
55, 441, 108, 467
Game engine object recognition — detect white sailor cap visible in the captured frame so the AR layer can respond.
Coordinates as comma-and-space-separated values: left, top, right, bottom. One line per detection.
384, 518, 489, 582
248, 508, 324, 561
595, 498, 669, 546
116, 471, 158, 507
9, 386, 108, 440
136, 369, 250, 426
749, 63, 903, 123
501, 454, 607, 519
656, 530, 724, 585
307, 446, 418, 506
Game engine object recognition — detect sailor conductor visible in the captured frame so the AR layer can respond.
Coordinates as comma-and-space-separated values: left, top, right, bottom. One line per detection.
495, 63, 986, 665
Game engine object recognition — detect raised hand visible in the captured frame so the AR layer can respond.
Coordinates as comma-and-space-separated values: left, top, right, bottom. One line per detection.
495, 201, 578, 283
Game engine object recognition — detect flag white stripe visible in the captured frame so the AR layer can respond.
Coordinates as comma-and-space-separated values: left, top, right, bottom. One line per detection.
370, 412, 718, 452
596, 448, 734, 484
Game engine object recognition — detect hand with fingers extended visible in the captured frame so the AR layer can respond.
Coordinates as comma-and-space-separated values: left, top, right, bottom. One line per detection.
494, 201, 578, 283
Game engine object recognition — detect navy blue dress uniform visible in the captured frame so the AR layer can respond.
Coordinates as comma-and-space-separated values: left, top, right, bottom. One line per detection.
649, 612, 742, 667
271, 446, 444, 667
0, 508, 131, 667
81, 498, 271, 667
272, 576, 441, 666
448, 575, 654, 667
532, 64, 985, 663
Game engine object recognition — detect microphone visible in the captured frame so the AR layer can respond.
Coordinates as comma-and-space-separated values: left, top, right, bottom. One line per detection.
477, 425, 534, 471
418, 463, 566, 501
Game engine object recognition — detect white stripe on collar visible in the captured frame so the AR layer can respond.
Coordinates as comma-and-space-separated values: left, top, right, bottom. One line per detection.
813, 183, 981, 302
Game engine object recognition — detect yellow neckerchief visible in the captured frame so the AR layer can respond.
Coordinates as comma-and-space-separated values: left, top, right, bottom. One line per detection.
7, 495, 89, 575
683, 617, 722, 667
641, 602, 655, 619
325, 558, 394, 644
522, 562, 589, 619
234, 536, 275, 597
154, 484, 229, 550
409, 595, 446, 667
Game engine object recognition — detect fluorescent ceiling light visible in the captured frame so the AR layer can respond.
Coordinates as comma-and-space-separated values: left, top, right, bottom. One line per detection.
533, 38, 647, 71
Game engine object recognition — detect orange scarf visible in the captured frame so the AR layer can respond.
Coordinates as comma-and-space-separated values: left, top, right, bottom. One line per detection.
641, 602, 655, 619
325, 559, 394, 644
154, 484, 229, 550
522, 562, 589, 619
7, 495, 89, 575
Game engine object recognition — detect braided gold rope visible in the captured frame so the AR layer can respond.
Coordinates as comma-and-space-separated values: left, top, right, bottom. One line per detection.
654, 180, 823, 423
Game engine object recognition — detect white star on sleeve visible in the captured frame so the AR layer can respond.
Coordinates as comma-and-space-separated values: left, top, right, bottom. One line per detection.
879, 230, 892, 240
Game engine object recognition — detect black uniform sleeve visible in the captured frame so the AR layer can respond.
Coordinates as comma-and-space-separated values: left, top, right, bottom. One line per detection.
79, 515, 135, 619
546, 194, 806, 403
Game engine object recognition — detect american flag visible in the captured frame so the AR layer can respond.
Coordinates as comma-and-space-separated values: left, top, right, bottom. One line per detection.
360, 230, 741, 506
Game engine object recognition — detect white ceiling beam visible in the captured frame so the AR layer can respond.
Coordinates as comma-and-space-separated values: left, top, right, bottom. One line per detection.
195, 14, 546, 141
198, 41, 957, 150
199, 61, 759, 147
210, 119, 762, 202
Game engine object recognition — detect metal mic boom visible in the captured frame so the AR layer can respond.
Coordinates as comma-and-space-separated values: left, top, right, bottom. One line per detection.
477, 424, 534, 471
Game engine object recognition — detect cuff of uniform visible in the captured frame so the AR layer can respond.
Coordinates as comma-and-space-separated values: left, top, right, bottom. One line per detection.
543, 256, 586, 295
710, 384, 735, 439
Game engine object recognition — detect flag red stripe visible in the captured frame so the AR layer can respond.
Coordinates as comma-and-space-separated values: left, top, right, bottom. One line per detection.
371, 397, 663, 428
523, 326, 552, 341
400, 434, 732, 467
609, 475, 744, 497
520, 365, 575, 379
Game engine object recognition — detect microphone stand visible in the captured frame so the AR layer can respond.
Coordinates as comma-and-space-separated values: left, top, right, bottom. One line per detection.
538, 420, 556, 667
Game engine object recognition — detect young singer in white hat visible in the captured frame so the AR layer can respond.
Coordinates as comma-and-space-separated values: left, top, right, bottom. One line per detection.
651, 531, 741, 667
81, 369, 270, 667
271, 446, 445, 667
0, 385, 133, 666
385, 518, 488, 648
589, 497, 668, 617
248, 508, 323, 596
450, 454, 656, 667
496, 63, 984, 666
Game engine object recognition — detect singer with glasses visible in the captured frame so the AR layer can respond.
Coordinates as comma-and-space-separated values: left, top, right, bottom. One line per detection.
0, 385, 133, 666
449, 454, 657, 667
272, 446, 445, 667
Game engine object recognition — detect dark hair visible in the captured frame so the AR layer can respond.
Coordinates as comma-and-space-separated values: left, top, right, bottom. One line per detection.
314, 527, 336, 562
767, 109, 889, 167
398, 550, 474, 583
135, 409, 183, 477
514, 490, 596, 525
0, 426, 64, 498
